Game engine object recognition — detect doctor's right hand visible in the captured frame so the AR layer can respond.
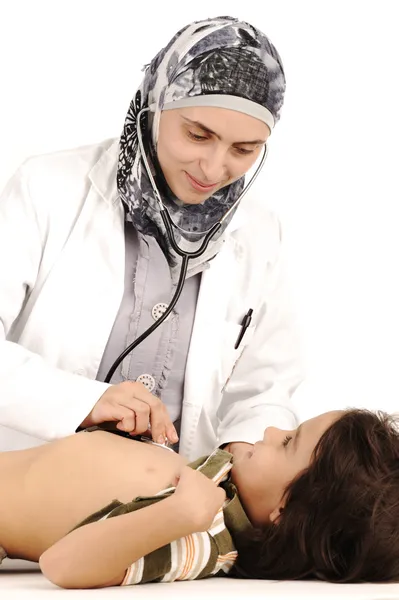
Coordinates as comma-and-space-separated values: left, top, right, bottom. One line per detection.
79, 381, 179, 444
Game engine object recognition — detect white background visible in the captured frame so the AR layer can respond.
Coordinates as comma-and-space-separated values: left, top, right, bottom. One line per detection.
0, 0, 398, 434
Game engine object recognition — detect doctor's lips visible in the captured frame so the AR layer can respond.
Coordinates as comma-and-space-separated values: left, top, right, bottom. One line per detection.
185, 171, 220, 192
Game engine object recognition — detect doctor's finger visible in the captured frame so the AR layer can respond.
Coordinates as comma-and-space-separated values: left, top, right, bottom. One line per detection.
129, 400, 150, 434
120, 391, 166, 438
165, 421, 179, 445
116, 411, 136, 433
150, 405, 177, 444
127, 382, 165, 408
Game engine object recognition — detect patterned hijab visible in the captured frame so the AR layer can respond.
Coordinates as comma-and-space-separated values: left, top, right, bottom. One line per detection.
117, 15, 286, 280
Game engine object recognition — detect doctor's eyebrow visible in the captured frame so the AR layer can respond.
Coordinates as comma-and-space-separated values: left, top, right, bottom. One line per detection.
181, 117, 267, 146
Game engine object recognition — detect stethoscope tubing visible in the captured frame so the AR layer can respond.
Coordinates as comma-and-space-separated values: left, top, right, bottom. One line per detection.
104, 106, 268, 383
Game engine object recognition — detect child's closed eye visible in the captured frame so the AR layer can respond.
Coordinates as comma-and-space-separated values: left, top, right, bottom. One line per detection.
282, 435, 292, 448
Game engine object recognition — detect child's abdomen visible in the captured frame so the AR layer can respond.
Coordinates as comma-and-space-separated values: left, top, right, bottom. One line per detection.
6, 431, 186, 560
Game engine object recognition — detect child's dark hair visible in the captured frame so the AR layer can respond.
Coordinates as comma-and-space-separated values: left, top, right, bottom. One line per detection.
232, 409, 399, 583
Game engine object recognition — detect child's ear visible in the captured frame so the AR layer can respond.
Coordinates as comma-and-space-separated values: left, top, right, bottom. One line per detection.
269, 506, 284, 523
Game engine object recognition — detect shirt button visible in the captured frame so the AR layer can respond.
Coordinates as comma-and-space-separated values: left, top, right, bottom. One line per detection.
152, 302, 169, 321
136, 374, 156, 392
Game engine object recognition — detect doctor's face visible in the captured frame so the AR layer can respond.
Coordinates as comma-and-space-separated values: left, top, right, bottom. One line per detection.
230, 411, 344, 527
156, 106, 270, 205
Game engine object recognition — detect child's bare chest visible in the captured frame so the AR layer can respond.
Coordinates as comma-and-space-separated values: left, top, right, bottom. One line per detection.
1, 431, 186, 559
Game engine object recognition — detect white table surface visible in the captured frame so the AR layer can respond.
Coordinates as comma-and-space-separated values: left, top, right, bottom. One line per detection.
2, 559, 399, 599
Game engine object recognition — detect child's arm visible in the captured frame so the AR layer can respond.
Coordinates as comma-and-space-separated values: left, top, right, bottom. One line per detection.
39, 466, 225, 589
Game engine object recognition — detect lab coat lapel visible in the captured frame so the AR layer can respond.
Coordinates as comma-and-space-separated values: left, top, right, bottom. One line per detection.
179, 212, 248, 456
76, 141, 125, 375
88, 139, 120, 206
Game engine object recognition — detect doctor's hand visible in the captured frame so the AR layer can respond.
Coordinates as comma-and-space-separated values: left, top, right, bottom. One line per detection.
79, 381, 179, 444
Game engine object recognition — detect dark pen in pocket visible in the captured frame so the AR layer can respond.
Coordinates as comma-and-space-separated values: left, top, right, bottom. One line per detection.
234, 308, 253, 349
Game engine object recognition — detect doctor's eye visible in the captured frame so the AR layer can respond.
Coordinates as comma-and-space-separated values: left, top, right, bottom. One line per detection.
234, 147, 255, 156
282, 435, 292, 448
187, 131, 208, 142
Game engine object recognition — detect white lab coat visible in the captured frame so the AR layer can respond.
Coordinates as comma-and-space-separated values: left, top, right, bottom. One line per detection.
0, 138, 303, 460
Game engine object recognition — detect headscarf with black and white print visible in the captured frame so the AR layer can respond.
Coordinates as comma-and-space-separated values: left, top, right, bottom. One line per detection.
117, 15, 286, 279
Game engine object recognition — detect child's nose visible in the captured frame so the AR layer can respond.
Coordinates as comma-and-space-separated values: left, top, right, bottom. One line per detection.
263, 426, 282, 443
264, 427, 293, 445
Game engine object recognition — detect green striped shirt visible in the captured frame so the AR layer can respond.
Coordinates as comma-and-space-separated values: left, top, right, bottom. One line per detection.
73, 448, 252, 584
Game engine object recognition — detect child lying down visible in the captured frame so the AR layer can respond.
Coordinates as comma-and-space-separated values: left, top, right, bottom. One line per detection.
1, 408, 398, 589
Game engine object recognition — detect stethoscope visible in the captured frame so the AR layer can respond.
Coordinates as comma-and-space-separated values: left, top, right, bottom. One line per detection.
103, 106, 269, 384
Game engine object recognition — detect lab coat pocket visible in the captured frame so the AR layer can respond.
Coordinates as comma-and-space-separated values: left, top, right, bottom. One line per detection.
219, 321, 256, 392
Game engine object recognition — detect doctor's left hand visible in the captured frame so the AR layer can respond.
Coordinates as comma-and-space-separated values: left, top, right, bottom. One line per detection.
79, 381, 179, 444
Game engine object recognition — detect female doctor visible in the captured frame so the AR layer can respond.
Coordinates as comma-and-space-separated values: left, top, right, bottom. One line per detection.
0, 16, 303, 462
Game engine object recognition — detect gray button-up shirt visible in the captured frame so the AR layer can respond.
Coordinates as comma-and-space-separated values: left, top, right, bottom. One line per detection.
96, 221, 202, 429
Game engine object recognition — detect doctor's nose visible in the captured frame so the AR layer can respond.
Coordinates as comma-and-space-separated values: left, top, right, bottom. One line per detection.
198, 150, 228, 184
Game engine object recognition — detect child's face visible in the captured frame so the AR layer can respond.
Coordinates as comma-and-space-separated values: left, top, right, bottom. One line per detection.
231, 411, 344, 526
